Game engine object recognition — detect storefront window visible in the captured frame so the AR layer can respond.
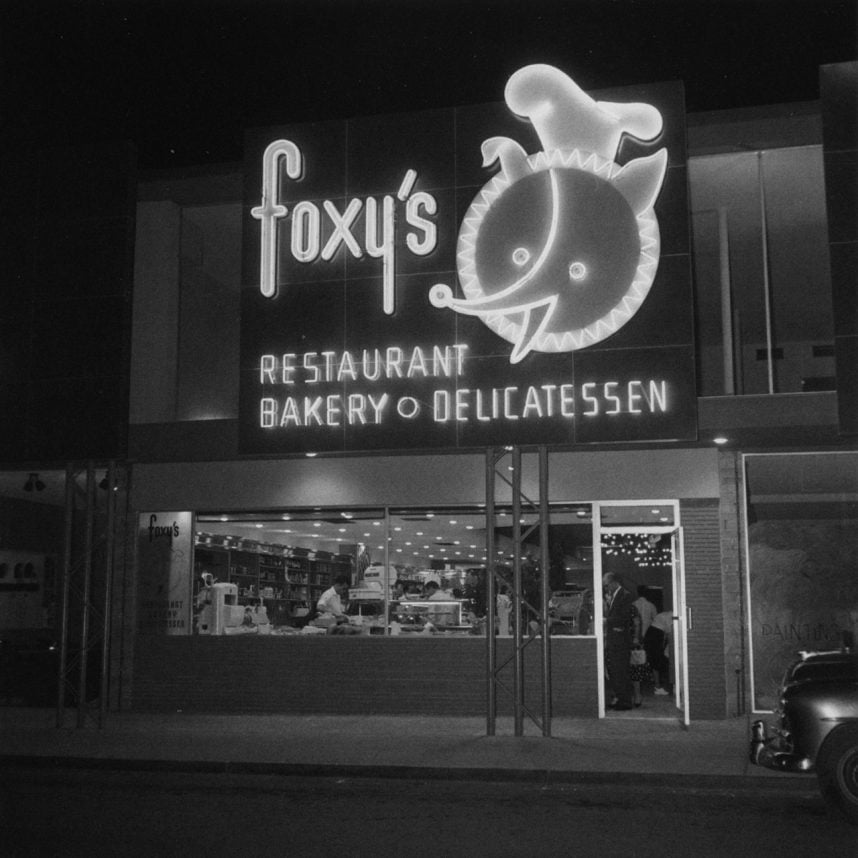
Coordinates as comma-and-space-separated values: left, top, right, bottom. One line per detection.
1, 468, 117, 708
746, 452, 858, 711
194, 509, 383, 634
192, 503, 604, 638
689, 147, 834, 396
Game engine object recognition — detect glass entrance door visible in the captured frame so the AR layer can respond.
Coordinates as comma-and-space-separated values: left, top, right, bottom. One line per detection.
596, 502, 688, 722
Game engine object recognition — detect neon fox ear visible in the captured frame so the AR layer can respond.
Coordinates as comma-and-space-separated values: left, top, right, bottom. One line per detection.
611, 149, 668, 215
481, 137, 530, 183
504, 64, 662, 161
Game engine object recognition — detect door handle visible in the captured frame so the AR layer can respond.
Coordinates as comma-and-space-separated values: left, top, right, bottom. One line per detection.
686, 606, 693, 631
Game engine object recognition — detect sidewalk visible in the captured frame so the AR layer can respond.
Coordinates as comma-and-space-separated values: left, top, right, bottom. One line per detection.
0, 707, 804, 786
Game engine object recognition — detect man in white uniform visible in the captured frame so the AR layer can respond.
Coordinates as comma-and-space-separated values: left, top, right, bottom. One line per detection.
316, 575, 350, 623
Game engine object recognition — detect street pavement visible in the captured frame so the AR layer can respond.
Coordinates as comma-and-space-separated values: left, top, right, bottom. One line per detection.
0, 705, 804, 787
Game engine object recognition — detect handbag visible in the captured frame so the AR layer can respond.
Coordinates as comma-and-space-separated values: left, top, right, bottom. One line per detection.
630, 646, 647, 666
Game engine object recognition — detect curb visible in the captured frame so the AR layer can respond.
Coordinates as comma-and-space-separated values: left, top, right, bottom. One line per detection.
0, 755, 813, 791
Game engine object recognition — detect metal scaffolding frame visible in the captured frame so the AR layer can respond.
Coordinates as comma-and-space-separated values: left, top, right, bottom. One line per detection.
485, 446, 551, 737
56, 461, 117, 728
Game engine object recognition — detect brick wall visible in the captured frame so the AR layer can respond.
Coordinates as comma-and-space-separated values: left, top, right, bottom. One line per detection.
681, 498, 727, 718
717, 451, 747, 717
132, 635, 598, 717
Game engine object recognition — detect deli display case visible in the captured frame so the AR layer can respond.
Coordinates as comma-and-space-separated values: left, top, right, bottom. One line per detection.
394, 599, 465, 630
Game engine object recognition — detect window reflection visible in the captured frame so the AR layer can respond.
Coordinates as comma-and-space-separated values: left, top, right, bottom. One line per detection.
689, 147, 833, 396
745, 452, 858, 711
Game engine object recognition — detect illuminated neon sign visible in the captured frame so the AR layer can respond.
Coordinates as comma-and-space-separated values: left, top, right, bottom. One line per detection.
430, 64, 666, 363
240, 65, 696, 452
257, 341, 671, 428
252, 144, 436, 313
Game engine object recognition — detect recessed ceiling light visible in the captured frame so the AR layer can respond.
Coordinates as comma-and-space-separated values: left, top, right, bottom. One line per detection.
714, 436, 728, 445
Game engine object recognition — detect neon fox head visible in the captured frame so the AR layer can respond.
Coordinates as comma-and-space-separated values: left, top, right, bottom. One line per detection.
430, 64, 667, 363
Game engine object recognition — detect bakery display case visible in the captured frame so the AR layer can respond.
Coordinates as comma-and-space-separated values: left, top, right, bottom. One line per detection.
394, 599, 465, 630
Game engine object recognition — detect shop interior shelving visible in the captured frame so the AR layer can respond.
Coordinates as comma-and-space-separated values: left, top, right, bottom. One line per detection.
193, 535, 352, 624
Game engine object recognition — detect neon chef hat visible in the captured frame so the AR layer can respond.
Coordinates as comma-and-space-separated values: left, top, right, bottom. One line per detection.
504, 64, 663, 163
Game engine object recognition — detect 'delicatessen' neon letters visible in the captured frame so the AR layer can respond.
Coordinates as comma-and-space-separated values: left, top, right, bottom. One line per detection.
256, 339, 670, 429
252, 142, 437, 313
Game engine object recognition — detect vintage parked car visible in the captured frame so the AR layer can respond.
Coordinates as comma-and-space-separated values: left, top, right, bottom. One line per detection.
750, 646, 858, 824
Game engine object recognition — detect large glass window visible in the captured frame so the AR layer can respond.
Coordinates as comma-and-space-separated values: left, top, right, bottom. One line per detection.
689, 147, 834, 396
745, 452, 858, 711
192, 504, 604, 637
0, 468, 118, 708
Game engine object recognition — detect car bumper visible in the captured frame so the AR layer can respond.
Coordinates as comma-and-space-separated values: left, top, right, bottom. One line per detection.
749, 719, 814, 773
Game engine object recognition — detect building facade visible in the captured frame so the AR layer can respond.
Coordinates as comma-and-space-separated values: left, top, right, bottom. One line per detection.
1, 62, 855, 725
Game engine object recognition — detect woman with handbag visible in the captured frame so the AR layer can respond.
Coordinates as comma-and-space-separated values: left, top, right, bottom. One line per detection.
629, 644, 652, 707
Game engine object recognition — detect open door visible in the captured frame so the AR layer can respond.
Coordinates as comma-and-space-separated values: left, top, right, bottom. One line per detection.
596, 502, 688, 722
671, 528, 690, 727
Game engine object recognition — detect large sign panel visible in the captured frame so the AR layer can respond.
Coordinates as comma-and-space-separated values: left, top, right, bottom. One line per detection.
240, 65, 696, 454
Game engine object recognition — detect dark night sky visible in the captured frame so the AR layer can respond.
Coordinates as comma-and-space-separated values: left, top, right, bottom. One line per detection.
2, 0, 856, 169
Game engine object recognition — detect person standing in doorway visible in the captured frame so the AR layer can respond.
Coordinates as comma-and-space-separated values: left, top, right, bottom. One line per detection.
631, 586, 658, 706
603, 572, 641, 710
645, 610, 674, 695
633, 586, 658, 638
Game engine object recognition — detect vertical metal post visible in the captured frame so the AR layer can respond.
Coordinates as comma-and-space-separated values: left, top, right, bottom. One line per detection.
485, 448, 497, 736
77, 463, 95, 728
539, 447, 551, 736
718, 207, 735, 396
99, 461, 116, 727
57, 463, 75, 728
511, 446, 524, 736
758, 151, 775, 395
383, 507, 390, 636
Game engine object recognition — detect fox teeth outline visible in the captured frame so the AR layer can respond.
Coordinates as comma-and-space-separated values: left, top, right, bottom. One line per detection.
430, 146, 665, 363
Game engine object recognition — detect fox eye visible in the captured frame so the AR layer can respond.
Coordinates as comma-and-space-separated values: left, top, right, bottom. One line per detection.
568, 261, 587, 281
512, 247, 531, 266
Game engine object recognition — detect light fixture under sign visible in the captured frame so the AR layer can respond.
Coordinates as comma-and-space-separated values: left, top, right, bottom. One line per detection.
23, 472, 45, 492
